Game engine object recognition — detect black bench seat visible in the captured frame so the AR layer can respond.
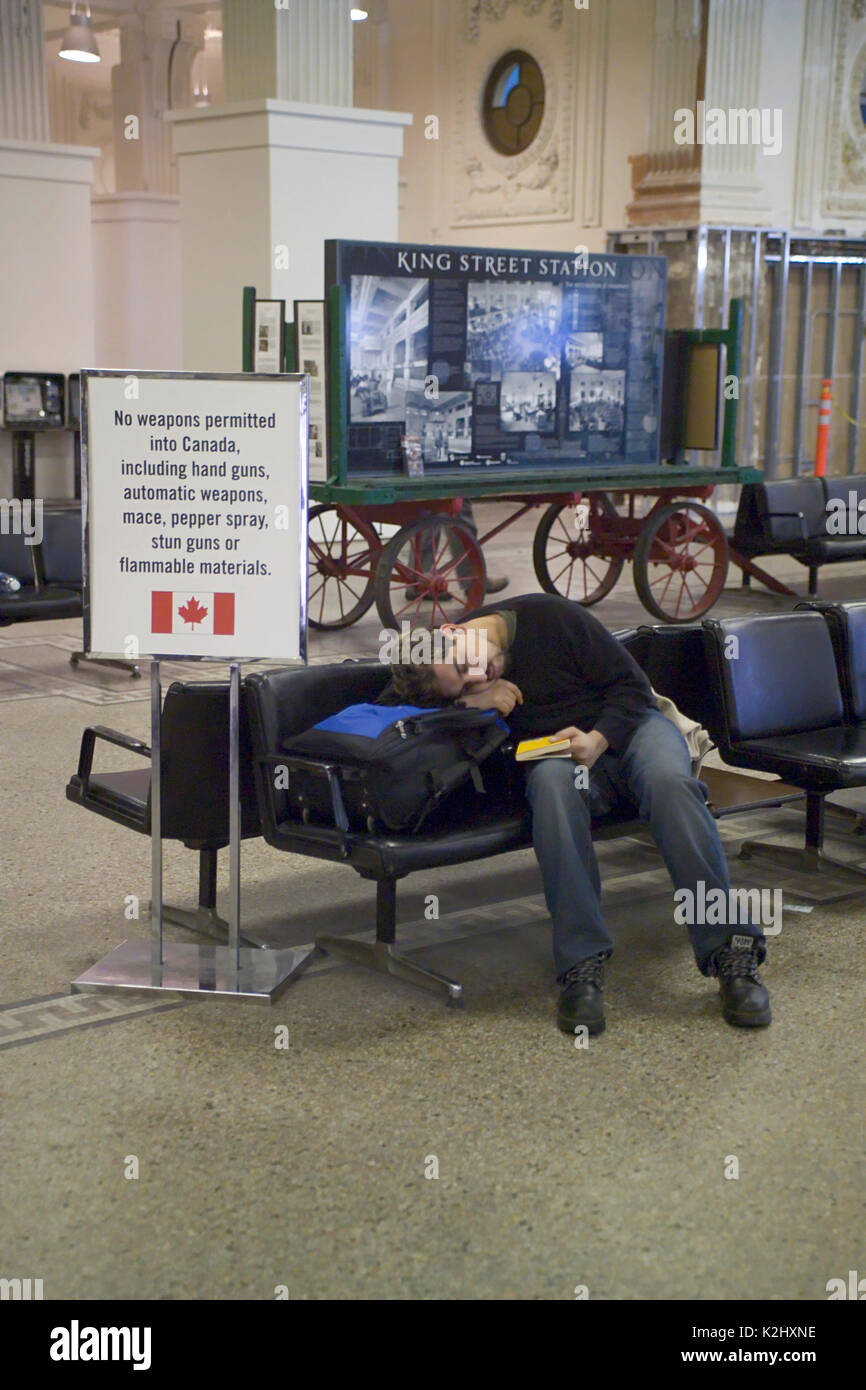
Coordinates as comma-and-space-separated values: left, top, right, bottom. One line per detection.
243, 630, 803, 1004
730, 473, 866, 597
66, 623, 808, 1006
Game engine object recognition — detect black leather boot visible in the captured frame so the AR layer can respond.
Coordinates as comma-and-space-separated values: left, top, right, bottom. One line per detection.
715, 934, 771, 1028
557, 954, 607, 1035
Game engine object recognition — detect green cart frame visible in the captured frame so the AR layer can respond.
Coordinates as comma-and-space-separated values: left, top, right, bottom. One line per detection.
243, 289, 761, 629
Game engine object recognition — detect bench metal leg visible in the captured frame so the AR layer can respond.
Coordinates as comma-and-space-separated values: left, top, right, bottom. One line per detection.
156, 903, 262, 951
148, 849, 263, 950
316, 879, 464, 1004
825, 800, 866, 835
739, 840, 866, 881
727, 549, 797, 597
739, 791, 866, 884
71, 651, 141, 678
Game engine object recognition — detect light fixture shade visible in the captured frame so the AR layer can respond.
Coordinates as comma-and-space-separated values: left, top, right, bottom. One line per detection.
350, 8, 369, 19
59, 12, 101, 63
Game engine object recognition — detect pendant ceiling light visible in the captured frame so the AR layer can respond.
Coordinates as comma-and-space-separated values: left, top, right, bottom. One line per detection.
350, 8, 369, 19
59, 3, 101, 63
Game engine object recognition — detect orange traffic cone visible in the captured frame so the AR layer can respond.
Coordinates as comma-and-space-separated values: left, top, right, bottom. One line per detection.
814, 379, 832, 477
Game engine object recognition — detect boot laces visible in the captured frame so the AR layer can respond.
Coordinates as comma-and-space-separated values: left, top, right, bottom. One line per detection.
561, 955, 605, 989
716, 944, 761, 982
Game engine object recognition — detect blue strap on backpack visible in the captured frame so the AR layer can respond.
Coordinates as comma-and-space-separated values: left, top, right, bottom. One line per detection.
313, 703, 439, 736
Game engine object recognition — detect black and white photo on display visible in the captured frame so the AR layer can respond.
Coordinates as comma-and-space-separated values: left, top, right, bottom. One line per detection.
568, 368, 626, 435
465, 280, 562, 384
405, 391, 473, 463
252, 299, 285, 374
565, 331, 604, 369
499, 371, 557, 434
293, 300, 329, 482
349, 275, 429, 422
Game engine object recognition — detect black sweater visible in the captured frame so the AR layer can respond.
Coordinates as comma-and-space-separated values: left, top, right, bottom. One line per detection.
464, 593, 654, 753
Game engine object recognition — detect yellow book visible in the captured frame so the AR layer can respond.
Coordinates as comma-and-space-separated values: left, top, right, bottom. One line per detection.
515, 735, 573, 762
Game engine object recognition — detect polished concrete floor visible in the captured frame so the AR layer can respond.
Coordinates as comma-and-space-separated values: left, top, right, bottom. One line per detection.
1, 507, 864, 1300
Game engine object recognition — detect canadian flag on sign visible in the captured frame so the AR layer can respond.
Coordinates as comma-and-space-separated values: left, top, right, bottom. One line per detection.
151, 591, 235, 636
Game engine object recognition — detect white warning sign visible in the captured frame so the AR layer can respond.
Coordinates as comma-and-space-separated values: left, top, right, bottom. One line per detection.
82, 371, 308, 662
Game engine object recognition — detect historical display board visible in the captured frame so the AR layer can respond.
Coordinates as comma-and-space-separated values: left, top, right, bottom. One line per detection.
293, 300, 329, 483
82, 371, 308, 663
326, 239, 667, 478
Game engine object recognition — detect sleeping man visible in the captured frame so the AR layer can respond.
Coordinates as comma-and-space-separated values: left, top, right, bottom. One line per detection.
385, 592, 770, 1036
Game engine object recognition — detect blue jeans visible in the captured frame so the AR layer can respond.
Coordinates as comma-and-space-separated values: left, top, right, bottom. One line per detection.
524, 708, 766, 978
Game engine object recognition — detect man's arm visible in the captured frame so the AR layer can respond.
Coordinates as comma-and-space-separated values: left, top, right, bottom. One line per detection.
458, 678, 523, 717
551, 725, 609, 768
563, 605, 654, 753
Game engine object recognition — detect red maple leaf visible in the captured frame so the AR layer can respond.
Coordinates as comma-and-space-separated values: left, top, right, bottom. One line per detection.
178, 596, 208, 627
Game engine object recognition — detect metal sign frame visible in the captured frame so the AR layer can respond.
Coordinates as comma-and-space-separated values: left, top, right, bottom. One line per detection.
80, 368, 308, 665
72, 369, 313, 1003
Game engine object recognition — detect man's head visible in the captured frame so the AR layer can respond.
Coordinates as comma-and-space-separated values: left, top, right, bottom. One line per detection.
389, 620, 507, 704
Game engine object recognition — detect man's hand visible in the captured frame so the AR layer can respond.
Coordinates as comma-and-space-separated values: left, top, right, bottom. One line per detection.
551, 726, 608, 769
460, 678, 523, 716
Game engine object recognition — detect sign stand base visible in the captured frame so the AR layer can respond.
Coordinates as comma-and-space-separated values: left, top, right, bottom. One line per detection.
71, 937, 316, 1005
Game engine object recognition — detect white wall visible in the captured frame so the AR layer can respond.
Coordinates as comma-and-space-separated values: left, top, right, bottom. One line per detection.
0, 140, 97, 499
758, 0, 808, 227
91, 194, 182, 370
167, 101, 411, 372
369, 0, 654, 254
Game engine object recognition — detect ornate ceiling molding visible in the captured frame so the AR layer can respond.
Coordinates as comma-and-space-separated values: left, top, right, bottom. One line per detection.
464, 0, 564, 45
823, 0, 866, 216
454, 0, 597, 227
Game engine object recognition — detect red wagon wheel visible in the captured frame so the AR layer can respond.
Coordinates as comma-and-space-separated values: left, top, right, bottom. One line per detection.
632, 500, 729, 623
532, 494, 625, 605
307, 503, 379, 630
374, 514, 486, 631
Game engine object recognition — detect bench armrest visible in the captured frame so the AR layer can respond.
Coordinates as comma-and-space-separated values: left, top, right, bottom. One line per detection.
76, 726, 151, 793
761, 508, 809, 541
258, 752, 351, 836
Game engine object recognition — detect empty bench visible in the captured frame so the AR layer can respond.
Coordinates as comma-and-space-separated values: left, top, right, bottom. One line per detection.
731, 473, 866, 597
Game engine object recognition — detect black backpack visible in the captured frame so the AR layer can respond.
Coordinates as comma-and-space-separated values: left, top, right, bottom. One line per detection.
279, 702, 510, 834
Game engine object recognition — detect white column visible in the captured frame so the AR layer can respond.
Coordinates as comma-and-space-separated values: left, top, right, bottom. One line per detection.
223, 0, 354, 106
627, 0, 703, 224
113, 9, 204, 194
91, 194, 181, 369
165, 101, 411, 371
0, 0, 50, 142
647, 0, 703, 157
0, 141, 97, 498
700, 0, 772, 222
91, 10, 201, 372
